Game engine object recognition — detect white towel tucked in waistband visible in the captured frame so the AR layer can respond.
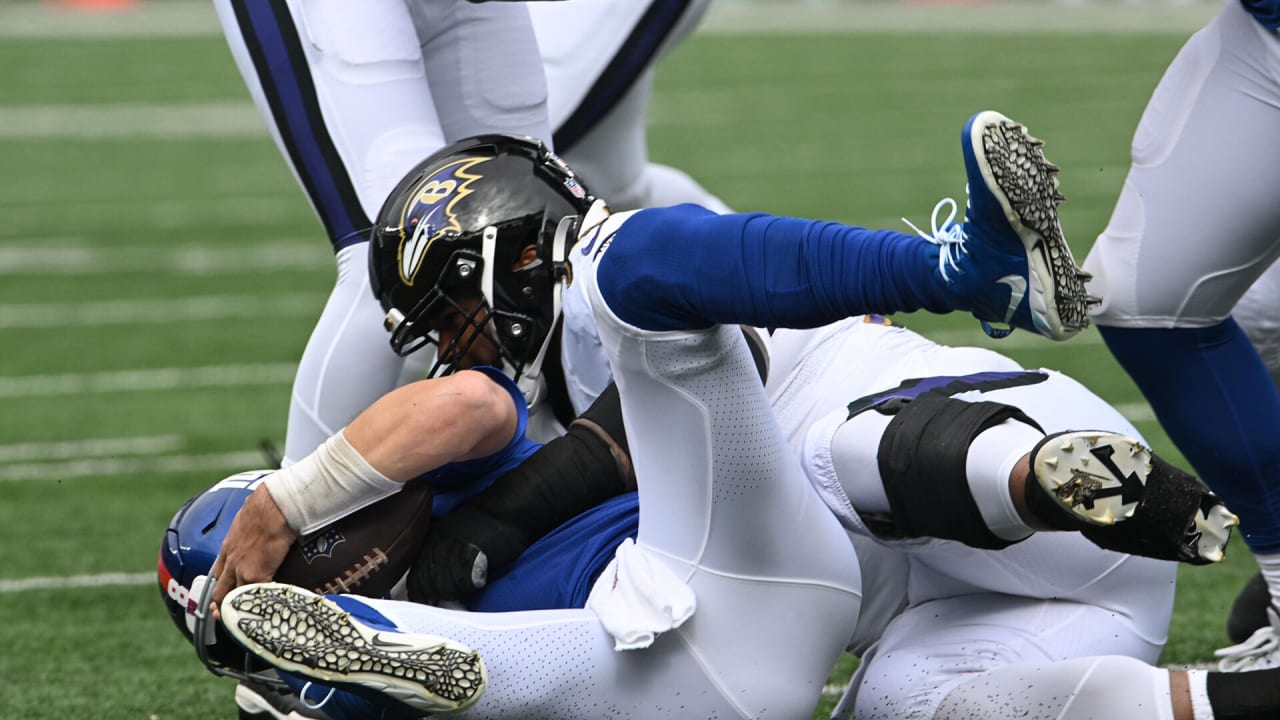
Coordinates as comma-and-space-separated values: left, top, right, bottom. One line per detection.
585, 538, 696, 651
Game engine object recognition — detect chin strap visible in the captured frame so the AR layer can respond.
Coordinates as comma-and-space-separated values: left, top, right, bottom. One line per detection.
516, 211, 587, 407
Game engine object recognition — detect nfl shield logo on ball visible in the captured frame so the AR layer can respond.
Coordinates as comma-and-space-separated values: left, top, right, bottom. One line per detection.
300, 528, 346, 563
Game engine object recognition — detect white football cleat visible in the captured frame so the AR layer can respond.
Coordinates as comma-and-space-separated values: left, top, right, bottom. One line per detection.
222, 583, 486, 714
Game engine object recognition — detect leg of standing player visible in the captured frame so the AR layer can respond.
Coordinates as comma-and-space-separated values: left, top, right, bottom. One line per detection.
531, 0, 731, 213
1082, 0, 1280, 659
1235, 260, 1280, 388
212, 0, 552, 466
1228, 261, 1280, 643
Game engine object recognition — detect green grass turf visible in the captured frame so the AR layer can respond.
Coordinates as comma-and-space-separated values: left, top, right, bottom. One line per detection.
0, 12, 1253, 719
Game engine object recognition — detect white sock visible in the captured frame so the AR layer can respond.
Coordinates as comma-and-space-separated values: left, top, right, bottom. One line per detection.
1186, 669, 1214, 720
1257, 553, 1280, 611
965, 420, 1044, 542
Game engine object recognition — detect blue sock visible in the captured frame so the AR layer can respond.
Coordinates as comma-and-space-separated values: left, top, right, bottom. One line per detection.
328, 594, 398, 630
597, 204, 953, 331
1100, 321, 1280, 552
278, 672, 422, 720
271, 596, 423, 720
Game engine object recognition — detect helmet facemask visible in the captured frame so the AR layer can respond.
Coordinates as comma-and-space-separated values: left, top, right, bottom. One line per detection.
383, 213, 578, 405
369, 134, 593, 402
191, 573, 285, 689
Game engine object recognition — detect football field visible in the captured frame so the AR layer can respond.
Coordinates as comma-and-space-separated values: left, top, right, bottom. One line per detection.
0, 2, 1256, 718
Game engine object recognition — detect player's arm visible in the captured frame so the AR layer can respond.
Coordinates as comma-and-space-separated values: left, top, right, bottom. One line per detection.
211, 370, 519, 605
407, 381, 633, 603
406, 331, 767, 604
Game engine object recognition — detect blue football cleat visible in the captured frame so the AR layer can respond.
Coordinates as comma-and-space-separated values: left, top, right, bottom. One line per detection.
907, 111, 1097, 340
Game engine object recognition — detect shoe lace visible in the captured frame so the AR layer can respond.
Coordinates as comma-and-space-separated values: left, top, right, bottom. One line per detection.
1215, 611, 1280, 672
300, 681, 336, 712
902, 197, 967, 283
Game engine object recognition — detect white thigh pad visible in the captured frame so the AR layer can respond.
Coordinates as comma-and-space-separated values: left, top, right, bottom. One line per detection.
936, 655, 1174, 720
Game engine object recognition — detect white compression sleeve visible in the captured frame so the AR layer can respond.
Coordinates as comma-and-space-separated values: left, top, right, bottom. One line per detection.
265, 429, 402, 535
829, 408, 893, 514
965, 419, 1045, 542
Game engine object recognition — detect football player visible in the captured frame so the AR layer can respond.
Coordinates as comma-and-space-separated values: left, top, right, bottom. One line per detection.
212, 106, 1095, 608
210, 0, 554, 474
186, 314, 1241, 720
210, 0, 729, 484
209, 113, 1255, 720
1081, 0, 1280, 669
217, 193, 1257, 720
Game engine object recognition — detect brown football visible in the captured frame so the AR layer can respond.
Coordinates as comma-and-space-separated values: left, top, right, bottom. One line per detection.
274, 479, 433, 598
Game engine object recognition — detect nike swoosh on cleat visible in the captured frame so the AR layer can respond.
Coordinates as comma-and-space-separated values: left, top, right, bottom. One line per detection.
371, 633, 415, 649
996, 275, 1027, 323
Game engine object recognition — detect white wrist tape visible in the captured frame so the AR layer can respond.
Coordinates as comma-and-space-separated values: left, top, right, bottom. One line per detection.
265, 429, 402, 535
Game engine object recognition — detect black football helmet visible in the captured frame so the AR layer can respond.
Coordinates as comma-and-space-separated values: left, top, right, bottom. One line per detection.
368, 134, 594, 402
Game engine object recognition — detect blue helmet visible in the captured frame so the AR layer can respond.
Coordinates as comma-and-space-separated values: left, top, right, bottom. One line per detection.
157, 470, 277, 685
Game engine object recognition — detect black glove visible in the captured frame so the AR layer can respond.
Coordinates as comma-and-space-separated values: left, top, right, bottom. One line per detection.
406, 523, 489, 604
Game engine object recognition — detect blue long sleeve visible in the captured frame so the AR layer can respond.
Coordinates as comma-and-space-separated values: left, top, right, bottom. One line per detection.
596, 204, 954, 332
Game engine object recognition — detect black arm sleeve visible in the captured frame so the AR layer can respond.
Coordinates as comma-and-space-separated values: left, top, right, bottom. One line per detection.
407, 382, 632, 603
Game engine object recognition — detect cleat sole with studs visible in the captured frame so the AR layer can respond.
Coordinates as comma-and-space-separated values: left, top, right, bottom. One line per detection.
970, 111, 1097, 339
1032, 431, 1152, 526
222, 583, 486, 714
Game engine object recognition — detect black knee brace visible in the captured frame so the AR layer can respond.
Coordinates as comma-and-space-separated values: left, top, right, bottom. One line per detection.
869, 396, 1042, 550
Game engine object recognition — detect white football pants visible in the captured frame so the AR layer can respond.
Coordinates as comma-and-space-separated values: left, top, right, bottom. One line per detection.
765, 320, 1177, 720
1084, 0, 1280, 329
354, 224, 865, 720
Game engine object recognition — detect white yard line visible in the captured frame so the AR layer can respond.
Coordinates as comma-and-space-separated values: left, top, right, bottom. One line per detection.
0, 434, 183, 462
0, 1, 218, 38
822, 681, 851, 698
0, 1, 1218, 39
1114, 402, 1156, 423
0, 293, 322, 328
0, 333, 1155, 419
0, 363, 296, 398
0, 244, 328, 275
0, 102, 264, 139
0, 449, 268, 482
0, 2, 1215, 147
700, 1, 1218, 35
0, 572, 155, 593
